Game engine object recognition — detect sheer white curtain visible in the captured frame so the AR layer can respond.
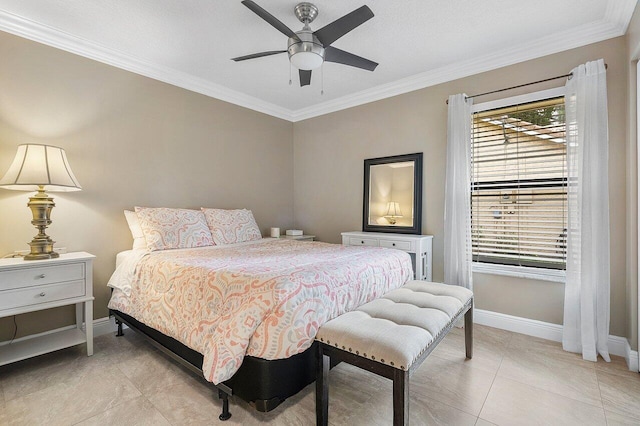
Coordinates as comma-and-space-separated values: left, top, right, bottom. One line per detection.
444, 94, 473, 290
563, 59, 611, 362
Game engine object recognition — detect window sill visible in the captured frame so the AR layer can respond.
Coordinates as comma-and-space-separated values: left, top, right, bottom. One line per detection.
472, 262, 566, 283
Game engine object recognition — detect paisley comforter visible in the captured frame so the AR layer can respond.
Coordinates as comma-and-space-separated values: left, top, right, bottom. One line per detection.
108, 238, 412, 384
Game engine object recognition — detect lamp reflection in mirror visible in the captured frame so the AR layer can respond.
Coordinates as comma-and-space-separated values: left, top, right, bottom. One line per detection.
0, 144, 81, 260
384, 201, 403, 225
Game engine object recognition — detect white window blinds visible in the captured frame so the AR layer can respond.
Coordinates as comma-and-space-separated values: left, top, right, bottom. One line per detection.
471, 96, 566, 270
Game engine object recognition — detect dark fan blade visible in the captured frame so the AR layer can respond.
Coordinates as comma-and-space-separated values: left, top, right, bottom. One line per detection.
299, 69, 311, 87
241, 0, 299, 40
324, 46, 378, 71
313, 5, 374, 47
231, 50, 287, 61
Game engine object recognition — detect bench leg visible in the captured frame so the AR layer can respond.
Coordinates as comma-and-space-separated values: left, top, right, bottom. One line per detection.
465, 303, 473, 359
316, 345, 329, 426
393, 369, 409, 426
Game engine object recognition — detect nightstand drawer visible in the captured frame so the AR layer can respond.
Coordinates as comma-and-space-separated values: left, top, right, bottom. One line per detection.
379, 240, 412, 251
0, 263, 85, 291
0, 280, 85, 311
348, 237, 378, 247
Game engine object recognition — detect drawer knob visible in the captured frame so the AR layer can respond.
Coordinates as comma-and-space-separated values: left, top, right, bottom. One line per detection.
361, 240, 364, 244
37, 274, 46, 279
39, 292, 46, 297
392, 243, 396, 246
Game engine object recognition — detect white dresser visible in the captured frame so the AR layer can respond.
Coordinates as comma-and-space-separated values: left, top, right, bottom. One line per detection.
0, 252, 95, 366
341, 232, 433, 281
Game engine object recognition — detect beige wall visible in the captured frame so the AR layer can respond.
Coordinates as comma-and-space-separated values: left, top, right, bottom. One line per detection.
0, 32, 294, 340
0, 25, 636, 347
293, 37, 629, 337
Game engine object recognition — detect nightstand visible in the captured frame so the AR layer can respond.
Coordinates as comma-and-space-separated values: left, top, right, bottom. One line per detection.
281, 235, 315, 242
341, 232, 433, 281
0, 252, 95, 366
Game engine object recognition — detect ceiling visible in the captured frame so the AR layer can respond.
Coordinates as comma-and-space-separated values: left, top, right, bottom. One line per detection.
0, 0, 636, 121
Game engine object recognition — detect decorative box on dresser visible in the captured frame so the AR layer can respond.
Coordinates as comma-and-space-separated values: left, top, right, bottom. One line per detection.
341, 232, 433, 281
0, 252, 95, 366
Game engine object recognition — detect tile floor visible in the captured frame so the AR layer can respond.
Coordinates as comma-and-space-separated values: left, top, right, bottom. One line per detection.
0, 324, 638, 425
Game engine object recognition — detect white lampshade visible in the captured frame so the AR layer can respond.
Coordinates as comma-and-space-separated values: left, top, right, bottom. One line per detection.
0, 144, 81, 192
385, 201, 403, 217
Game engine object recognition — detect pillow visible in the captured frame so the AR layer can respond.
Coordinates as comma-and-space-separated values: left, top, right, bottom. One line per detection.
201, 208, 262, 245
124, 210, 147, 250
134, 207, 214, 251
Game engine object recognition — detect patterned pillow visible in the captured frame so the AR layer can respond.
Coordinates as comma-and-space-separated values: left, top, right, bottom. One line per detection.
201, 208, 262, 245
134, 207, 214, 251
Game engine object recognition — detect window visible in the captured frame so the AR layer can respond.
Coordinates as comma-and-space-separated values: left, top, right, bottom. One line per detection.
471, 91, 566, 272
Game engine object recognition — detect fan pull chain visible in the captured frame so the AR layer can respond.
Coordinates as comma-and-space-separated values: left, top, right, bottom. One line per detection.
289, 63, 292, 86
321, 65, 324, 95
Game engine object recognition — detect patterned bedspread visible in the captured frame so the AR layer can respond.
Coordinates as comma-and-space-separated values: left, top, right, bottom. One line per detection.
108, 239, 412, 384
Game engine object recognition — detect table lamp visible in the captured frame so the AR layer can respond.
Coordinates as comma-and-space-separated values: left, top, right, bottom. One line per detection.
384, 201, 403, 225
0, 144, 82, 260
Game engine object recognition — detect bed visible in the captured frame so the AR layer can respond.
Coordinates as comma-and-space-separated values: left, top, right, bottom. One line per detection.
108, 237, 412, 417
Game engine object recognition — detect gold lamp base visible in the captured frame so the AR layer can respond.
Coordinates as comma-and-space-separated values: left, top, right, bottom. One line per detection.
384, 216, 398, 225
24, 186, 59, 261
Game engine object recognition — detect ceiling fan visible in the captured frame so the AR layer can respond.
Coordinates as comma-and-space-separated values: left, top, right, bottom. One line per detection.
232, 1, 378, 87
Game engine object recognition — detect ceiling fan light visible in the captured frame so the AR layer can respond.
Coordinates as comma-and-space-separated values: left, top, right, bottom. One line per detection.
290, 51, 324, 70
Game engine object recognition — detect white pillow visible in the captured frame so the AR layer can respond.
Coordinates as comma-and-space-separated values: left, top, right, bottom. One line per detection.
135, 207, 214, 251
201, 208, 262, 245
124, 210, 147, 250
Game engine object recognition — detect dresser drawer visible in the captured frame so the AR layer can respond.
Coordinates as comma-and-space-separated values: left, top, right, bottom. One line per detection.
0, 263, 85, 291
0, 280, 85, 311
379, 239, 412, 251
348, 237, 379, 247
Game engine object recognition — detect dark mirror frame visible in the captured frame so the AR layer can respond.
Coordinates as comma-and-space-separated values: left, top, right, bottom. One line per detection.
363, 152, 423, 234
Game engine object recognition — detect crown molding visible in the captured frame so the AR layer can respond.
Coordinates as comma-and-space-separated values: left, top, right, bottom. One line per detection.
0, 0, 635, 123
605, 0, 638, 33
291, 0, 635, 121
0, 10, 296, 121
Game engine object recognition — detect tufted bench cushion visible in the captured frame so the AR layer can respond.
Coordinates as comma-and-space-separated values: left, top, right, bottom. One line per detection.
316, 281, 473, 371
315, 280, 473, 426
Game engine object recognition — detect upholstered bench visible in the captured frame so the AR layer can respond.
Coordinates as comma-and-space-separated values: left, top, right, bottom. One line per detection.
315, 280, 473, 426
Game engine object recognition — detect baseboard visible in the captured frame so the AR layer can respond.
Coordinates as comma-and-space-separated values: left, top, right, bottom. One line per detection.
93, 316, 116, 337
475, 309, 563, 341
475, 309, 638, 372
626, 339, 640, 373
93, 316, 128, 337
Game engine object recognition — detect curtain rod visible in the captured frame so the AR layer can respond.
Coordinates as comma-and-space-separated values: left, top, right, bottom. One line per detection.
445, 63, 608, 104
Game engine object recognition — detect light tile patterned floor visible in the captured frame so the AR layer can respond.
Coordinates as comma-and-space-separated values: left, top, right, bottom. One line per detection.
0, 324, 638, 425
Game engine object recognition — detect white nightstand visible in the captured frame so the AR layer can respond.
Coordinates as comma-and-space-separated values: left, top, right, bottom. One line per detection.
281, 235, 316, 242
0, 252, 95, 366
341, 232, 433, 281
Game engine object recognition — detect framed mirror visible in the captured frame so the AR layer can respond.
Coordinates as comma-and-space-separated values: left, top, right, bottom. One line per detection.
363, 153, 423, 234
